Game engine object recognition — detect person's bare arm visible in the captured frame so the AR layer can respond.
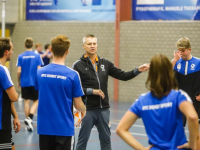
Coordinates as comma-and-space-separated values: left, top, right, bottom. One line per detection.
11, 102, 21, 133
116, 111, 152, 150
40, 49, 50, 58
177, 101, 199, 150
17, 67, 21, 88
47, 52, 53, 59
6, 86, 18, 102
74, 97, 86, 118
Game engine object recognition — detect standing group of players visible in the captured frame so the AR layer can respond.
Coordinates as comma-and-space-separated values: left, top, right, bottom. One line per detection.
0, 35, 200, 150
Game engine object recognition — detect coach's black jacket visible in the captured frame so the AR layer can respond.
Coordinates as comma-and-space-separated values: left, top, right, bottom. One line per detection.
73, 54, 141, 110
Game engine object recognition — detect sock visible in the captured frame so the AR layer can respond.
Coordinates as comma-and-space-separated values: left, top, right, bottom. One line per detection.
28, 114, 34, 120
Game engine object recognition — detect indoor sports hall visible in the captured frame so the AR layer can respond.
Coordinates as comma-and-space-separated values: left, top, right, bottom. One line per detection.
0, 0, 200, 150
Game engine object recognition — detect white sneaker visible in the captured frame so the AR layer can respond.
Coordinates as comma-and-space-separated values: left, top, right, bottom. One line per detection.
24, 117, 34, 132
25, 126, 29, 131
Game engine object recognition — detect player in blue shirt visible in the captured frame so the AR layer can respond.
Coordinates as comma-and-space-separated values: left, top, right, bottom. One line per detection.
35, 35, 86, 150
116, 54, 199, 150
35, 43, 52, 66
173, 37, 200, 127
42, 44, 52, 66
17, 37, 43, 132
0, 38, 20, 150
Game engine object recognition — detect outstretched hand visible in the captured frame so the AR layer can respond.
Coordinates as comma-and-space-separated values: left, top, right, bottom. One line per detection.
138, 63, 150, 72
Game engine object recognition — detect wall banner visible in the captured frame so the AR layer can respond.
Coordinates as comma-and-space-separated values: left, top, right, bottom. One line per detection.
132, 0, 200, 20
26, 0, 116, 21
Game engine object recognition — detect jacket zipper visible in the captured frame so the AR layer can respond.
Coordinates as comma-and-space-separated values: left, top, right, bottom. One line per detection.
185, 61, 188, 75
88, 58, 103, 108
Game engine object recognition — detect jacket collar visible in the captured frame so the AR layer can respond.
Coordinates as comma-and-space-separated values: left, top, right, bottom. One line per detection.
81, 54, 99, 64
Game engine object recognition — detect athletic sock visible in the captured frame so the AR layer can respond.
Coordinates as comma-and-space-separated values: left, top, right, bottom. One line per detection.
28, 114, 34, 120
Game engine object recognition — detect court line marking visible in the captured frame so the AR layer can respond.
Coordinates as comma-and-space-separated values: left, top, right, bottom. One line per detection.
111, 122, 144, 128
18, 119, 148, 137
17, 109, 190, 135
17, 119, 189, 133
92, 128, 148, 136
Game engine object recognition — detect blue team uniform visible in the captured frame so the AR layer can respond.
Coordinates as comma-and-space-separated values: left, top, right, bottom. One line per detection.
38, 51, 51, 66
129, 90, 191, 150
0, 65, 14, 130
16, 51, 43, 87
35, 63, 84, 136
174, 56, 200, 121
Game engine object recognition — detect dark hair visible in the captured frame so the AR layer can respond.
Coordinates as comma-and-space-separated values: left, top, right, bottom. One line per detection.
0, 37, 11, 58
25, 37, 33, 49
146, 54, 178, 99
44, 44, 50, 50
51, 35, 71, 57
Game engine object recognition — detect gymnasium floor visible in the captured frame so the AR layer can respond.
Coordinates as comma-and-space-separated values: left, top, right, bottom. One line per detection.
12, 100, 189, 150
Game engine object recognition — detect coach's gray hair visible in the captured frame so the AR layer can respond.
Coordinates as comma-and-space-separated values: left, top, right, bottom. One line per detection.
82, 34, 97, 44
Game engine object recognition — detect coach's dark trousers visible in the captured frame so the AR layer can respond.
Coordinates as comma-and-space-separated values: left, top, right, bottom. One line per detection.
76, 108, 111, 150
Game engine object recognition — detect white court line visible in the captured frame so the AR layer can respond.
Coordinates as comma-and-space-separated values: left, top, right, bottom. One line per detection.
17, 119, 148, 137
110, 122, 190, 133
17, 118, 189, 137
17, 112, 37, 116
18, 119, 37, 124
16, 112, 190, 133
111, 122, 144, 128
17, 119, 190, 133
92, 128, 148, 137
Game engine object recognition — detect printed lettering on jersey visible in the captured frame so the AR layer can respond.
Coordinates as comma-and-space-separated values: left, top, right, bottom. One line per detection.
101, 64, 105, 71
41, 74, 67, 80
191, 63, 195, 70
142, 102, 172, 111
22, 56, 35, 59
177, 63, 181, 71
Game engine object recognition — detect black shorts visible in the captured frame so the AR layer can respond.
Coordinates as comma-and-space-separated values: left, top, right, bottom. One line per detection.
39, 135, 74, 150
21, 86, 38, 100
0, 130, 12, 150
11, 134, 14, 146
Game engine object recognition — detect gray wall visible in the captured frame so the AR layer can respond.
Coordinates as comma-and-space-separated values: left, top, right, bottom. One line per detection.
10, 21, 200, 102
119, 21, 200, 102
0, 0, 19, 23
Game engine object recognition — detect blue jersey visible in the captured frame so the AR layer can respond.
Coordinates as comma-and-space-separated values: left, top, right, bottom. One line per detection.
174, 56, 200, 75
0, 64, 14, 130
129, 90, 191, 150
16, 51, 43, 87
174, 56, 200, 119
38, 51, 51, 66
35, 63, 84, 136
